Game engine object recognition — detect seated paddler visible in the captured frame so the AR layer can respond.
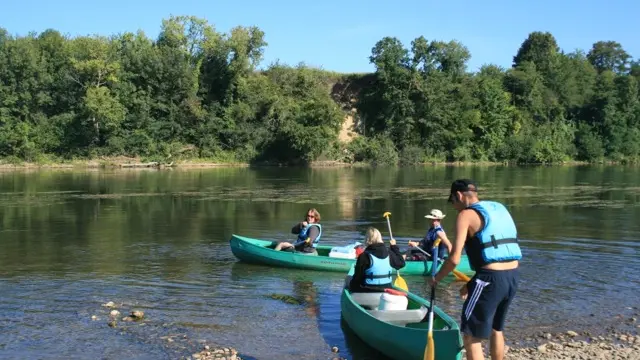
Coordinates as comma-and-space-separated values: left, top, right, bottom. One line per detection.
349, 227, 406, 293
404, 209, 452, 261
274, 208, 322, 255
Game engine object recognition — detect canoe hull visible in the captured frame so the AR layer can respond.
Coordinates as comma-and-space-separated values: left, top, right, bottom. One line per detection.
229, 234, 475, 277
340, 288, 463, 360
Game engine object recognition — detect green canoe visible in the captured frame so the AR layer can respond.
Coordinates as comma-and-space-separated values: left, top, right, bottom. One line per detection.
229, 234, 475, 277
340, 268, 463, 360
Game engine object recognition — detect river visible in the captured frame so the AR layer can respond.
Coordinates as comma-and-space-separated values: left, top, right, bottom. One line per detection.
1, 166, 639, 359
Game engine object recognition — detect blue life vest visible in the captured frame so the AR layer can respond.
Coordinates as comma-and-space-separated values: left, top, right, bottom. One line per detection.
363, 252, 393, 286
465, 200, 522, 271
294, 223, 322, 248
423, 225, 447, 258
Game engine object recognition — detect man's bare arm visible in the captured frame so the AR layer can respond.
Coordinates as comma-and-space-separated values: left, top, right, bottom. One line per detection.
434, 211, 470, 282
437, 230, 453, 254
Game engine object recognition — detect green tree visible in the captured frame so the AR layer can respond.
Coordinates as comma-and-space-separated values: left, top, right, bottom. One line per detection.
587, 41, 631, 74
1, 20, 639, 165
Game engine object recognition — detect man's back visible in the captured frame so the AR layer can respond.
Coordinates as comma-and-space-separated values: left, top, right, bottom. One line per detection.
460, 203, 519, 271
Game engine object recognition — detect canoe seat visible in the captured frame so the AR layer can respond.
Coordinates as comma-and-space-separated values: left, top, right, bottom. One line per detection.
366, 307, 429, 327
350, 292, 383, 310
350, 292, 430, 327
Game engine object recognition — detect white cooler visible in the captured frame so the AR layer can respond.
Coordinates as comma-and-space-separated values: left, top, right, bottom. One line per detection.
328, 247, 356, 259
378, 292, 408, 310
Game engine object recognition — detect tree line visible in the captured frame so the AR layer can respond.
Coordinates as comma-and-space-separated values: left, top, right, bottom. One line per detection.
1, 16, 638, 165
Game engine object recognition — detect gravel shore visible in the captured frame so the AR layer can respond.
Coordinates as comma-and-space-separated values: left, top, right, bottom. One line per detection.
504, 330, 640, 360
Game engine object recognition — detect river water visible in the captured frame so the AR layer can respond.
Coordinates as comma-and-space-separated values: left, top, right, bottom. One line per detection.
0, 166, 639, 359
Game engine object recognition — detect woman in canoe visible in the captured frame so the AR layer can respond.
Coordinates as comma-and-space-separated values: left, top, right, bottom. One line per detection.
349, 227, 405, 293
274, 208, 322, 255
404, 209, 452, 261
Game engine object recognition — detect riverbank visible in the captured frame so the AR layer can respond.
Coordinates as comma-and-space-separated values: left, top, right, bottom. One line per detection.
1, 156, 630, 171
0, 157, 250, 170
500, 307, 640, 360
504, 330, 640, 359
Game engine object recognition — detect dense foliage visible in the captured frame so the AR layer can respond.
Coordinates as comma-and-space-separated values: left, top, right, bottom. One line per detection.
352, 33, 640, 165
1, 17, 639, 164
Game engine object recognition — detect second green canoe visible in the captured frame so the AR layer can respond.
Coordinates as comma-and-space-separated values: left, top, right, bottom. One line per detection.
230, 234, 475, 277
341, 284, 463, 359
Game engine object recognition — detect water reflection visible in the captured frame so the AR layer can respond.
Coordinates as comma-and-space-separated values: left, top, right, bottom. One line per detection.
340, 318, 391, 360
293, 280, 320, 318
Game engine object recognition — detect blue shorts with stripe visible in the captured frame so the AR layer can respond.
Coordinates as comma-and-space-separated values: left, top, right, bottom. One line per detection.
461, 268, 519, 339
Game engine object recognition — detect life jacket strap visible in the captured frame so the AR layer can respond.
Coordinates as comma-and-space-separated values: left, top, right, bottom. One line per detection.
483, 236, 519, 249
365, 272, 393, 279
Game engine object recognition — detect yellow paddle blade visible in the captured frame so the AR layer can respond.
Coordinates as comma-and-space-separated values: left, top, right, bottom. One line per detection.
453, 269, 471, 282
383, 211, 391, 218
394, 271, 408, 292
424, 332, 435, 360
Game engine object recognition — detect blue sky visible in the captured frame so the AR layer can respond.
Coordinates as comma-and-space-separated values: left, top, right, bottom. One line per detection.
1, 0, 637, 73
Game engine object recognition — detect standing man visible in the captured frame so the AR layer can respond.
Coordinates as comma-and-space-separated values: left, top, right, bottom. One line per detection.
429, 179, 521, 360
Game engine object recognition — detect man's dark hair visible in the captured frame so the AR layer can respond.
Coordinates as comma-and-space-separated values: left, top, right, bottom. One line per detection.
448, 179, 478, 202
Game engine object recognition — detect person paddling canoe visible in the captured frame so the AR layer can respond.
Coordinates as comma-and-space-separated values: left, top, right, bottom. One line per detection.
404, 209, 452, 261
429, 179, 522, 360
274, 208, 322, 256
349, 227, 406, 293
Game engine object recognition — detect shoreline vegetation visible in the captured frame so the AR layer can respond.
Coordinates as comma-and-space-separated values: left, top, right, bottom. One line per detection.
2, 16, 640, 167
1, 156, 634, 170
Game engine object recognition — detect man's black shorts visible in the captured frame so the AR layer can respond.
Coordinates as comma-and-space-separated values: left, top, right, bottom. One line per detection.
461, 268, 519, 339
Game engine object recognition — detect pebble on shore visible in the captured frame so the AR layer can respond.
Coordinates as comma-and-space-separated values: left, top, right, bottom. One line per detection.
190, 345, 241, 360
505, 333, 640, 359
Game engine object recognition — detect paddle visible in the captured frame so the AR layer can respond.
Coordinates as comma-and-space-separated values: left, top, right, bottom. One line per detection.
410, 246, 471, 282
424, 238, 441, 360
383, 212, 408, 292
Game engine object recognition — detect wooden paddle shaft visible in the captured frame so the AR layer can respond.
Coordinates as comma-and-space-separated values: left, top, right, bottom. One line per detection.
384, 215, 393, 239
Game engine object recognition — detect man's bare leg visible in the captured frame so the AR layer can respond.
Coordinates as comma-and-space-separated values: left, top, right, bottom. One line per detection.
464, 334, 485, 360
490, 330, 504, 360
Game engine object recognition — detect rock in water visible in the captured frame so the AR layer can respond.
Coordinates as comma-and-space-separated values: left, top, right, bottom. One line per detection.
190, 346, 240, 360
131, 310, 144, 319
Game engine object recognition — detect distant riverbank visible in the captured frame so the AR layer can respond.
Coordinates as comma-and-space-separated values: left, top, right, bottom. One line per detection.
2, 156, 633, 171
0, 157, 250, 170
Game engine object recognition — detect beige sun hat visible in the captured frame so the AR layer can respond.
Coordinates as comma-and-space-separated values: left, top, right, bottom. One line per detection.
425, 209, 446, 220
